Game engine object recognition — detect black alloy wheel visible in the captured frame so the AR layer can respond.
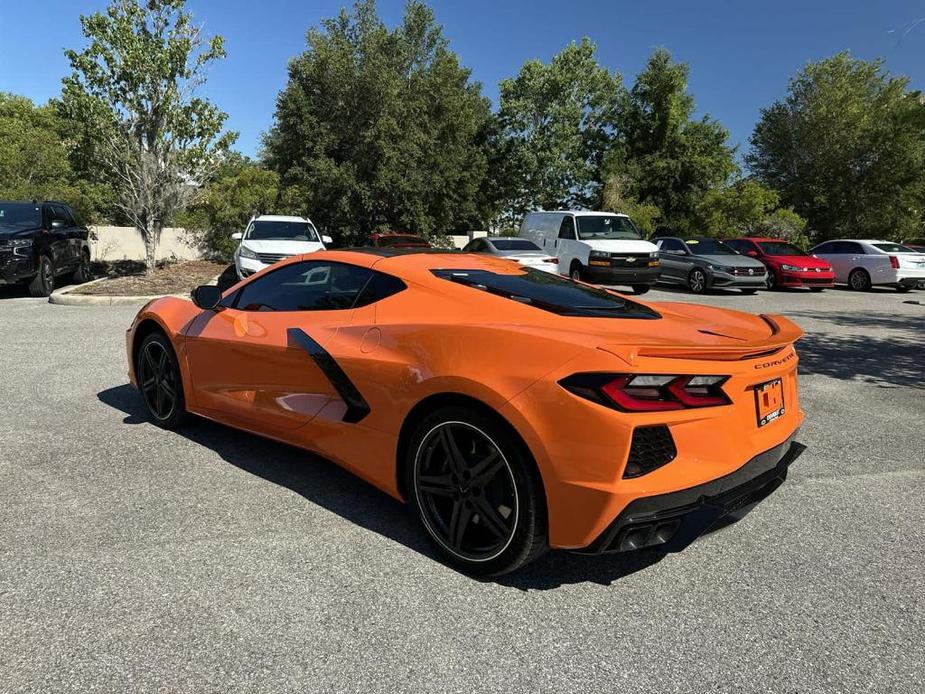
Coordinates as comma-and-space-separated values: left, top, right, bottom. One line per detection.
73, 251, 92, 284
409, 407, 546, 575
137, 333, 187, 428
29, 255, 55, 297
848, 268, 871, 291
766, 269, 777, 290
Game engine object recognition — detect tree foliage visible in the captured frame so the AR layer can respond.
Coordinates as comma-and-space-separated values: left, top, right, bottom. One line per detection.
264, 0, 491, 245
694, 178, 807, 242
178, 159, 280, 260
493, 39, 622, 225
748, 52, 925, 242
600, 175, 661, 235
61, 0, 236, 271
0, 93, 111, 222
606, 49, 737, 233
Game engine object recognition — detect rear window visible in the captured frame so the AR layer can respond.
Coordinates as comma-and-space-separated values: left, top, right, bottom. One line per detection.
873, 243, 915, 253
431, 268, 660, 319
490, 239, 541, 251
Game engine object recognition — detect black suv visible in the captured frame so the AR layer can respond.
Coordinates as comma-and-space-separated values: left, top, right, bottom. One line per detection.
0, 201, 92, 296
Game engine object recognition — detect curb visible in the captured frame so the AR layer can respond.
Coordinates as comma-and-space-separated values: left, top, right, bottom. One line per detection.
48, 273, 219, 307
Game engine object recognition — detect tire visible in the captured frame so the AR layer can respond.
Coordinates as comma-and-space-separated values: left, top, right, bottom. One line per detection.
848, 268, 871, 291
28, 255, 55, 297
631, 284, 651, 295
569, 262, 584, 282
72, 250, 92, 284
766, 270, 777, 290
136, 332, 188, 429
688, 268, 708, 294
406, 406, 547, 576
896, 285, 913, 293
741, 288, 758, 295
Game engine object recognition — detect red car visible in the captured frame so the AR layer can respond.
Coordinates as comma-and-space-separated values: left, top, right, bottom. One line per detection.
366, 232, 432, 249
725, 237, 834, 291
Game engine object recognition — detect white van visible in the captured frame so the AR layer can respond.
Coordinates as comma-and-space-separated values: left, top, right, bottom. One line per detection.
519, 211, 660, 293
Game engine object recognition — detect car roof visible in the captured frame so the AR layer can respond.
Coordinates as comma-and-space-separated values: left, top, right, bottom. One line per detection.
253, 214, 311, 223
527, 210, 629, 218
735, 237, 791, 242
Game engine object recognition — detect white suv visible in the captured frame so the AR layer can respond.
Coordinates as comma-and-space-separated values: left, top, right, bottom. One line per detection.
233, 215, 332, 280
810, 239, 925, 292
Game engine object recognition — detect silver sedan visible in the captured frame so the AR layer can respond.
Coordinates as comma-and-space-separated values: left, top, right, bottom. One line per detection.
462, 237, 560, 273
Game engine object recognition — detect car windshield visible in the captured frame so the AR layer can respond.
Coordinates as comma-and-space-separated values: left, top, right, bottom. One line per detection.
758, 241, 807, 256
490, 239, 540, 251
247, 220, 319, 242
873, 242, 916, 253
685, 238, 736, 255
378, 235, 428, 247
432, 268, 660, 319
0, 202, 42, 231
576, 215, 642, 240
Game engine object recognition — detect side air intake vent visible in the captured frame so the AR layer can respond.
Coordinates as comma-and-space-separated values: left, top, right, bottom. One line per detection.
624, 425, 677, 478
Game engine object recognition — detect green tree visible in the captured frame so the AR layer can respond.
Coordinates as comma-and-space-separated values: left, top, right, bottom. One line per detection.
61, 0, 236, 272
494, 39, 622, 224
0, 93, 111, 222
600, 175, 661, 236
178, 160, 280, 260
748, 52, 925, 242
264, 0, 491, 244
694, 178, 806, 242
606, 48, 737, 232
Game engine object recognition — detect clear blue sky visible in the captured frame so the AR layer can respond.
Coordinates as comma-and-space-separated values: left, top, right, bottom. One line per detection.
2, 0, 923, 159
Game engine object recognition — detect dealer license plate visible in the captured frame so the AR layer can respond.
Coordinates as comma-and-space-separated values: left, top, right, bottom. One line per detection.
755, 378, 785, 427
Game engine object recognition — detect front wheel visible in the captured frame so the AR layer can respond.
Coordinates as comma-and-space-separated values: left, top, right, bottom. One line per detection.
631, 284, 651, 295
766, 270, 777, 290
688, 268, 708, 294
407, 406, 547, 576
28, 255, 55, 297
136, 332, 188, 429
569, 264, 584, 282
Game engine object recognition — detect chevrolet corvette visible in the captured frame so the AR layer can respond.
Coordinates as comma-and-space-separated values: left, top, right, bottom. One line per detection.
126, 248, 805, 575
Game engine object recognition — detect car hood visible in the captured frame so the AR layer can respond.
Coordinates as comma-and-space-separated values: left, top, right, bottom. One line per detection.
692, 254, 764, 268
0, 227, 40, 238
766, 254, 831, 269
578, 239, 658, 253
241, 239, 325, 255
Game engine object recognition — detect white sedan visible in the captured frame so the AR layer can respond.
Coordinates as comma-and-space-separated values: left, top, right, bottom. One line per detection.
461, 237, 559, 273
810, 239, 925, 292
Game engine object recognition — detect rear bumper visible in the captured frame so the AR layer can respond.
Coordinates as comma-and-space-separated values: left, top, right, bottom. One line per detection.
586, 264, 660, 286
579, 435, 805, 554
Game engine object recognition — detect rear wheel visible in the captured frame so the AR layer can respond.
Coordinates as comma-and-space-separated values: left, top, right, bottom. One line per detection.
28, 255, 54, 297
848, 268, 871, 291
407, 406, 547, 576
136, 332, 187, 429
631, 284, 650, 295
688, 268, 708, 294
72, 250, 92, 284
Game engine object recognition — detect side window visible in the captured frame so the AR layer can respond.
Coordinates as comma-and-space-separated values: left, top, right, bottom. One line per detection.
58, 206, 76, 226
558, 216, 576, 240
468, 239, 485, 252
230, 261, 375, 312
844, 242, 864, 254
353, 272, 406, 308
659, 238, 685, 254
813, 242, 833, 254
48, 205, 69, 228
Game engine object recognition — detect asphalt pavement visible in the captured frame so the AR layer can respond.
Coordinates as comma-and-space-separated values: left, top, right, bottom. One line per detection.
0, 281, 922, 693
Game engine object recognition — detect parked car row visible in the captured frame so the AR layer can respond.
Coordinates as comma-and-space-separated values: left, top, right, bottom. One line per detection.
229, 210, 925, 296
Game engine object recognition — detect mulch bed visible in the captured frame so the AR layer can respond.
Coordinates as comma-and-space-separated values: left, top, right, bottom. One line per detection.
72, 260, 229, 296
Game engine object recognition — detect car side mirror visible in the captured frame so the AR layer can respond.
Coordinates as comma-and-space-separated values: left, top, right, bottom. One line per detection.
50, 219, 65, 229
231, 232, 243, 240
322, 235, 333, 245
191, 285, 223, 311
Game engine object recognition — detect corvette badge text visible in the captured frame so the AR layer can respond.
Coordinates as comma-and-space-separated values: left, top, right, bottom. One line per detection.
754, 352, 796, 370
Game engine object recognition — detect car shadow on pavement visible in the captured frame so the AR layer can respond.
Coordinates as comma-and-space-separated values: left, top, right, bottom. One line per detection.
788, 311, 925, 389
98, 382, 667, 590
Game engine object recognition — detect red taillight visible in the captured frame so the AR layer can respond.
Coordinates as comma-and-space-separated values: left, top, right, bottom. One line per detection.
889, 255, 899, 269
561, 373, 731, 412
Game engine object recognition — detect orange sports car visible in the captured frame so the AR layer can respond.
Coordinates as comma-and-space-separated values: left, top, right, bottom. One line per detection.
126, 248, 805, 575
